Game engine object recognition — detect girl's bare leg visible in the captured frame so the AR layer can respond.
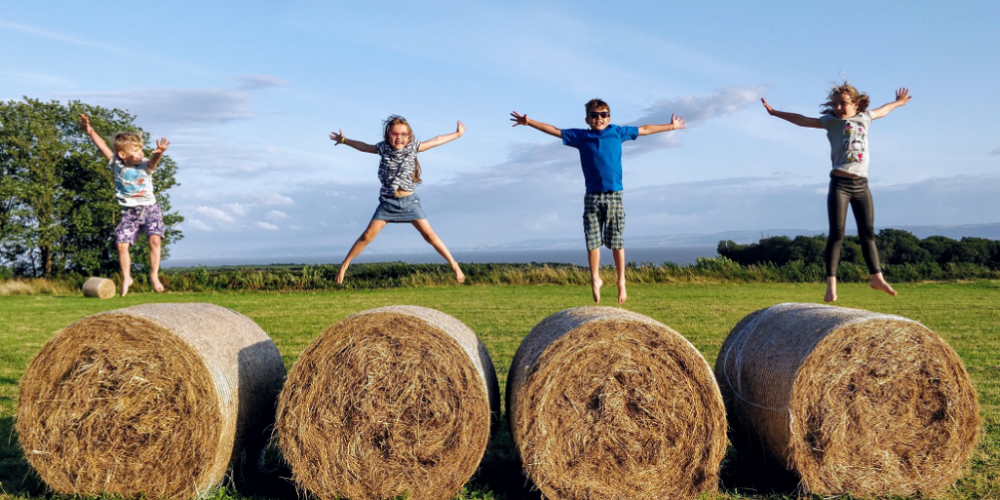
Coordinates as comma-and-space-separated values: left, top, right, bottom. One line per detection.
337, 219, 387, 284
870, 272, 897, 296
825, 276, 838, 302
612, 248, 627, 305
588, 248, 602, 303
411, 219, 465, 283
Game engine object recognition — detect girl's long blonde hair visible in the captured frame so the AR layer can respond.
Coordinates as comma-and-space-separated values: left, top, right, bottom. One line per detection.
382, 115, 421, 185
821, 81, 871, 115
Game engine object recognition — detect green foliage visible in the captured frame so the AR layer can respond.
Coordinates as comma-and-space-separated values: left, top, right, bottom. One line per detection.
0, 98, 183, 277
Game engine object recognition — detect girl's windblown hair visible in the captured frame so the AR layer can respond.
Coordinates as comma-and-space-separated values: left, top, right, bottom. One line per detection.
821, 82, 871, 115
382, 115, 422, 185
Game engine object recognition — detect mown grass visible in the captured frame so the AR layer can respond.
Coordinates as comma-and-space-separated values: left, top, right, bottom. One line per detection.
0, 281, 997, 499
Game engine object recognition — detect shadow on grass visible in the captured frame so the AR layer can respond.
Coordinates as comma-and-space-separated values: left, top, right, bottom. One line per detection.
0, 416, 46, 497
717, 441, 801, 498
467, 415, 542, 500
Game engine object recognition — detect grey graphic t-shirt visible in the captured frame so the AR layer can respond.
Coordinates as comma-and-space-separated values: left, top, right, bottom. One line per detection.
820, 110, 872, 178
110, 156, 156, 207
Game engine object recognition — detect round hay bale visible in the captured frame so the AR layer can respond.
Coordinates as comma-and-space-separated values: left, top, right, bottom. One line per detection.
16, 303, 286, 499
507, 306, 728, 500
715, 302, 980, 497
276, 305, 500, 500
81, 277, 116, 299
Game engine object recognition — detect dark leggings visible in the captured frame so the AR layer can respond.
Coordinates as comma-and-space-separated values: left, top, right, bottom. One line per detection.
825, 174, 881, 277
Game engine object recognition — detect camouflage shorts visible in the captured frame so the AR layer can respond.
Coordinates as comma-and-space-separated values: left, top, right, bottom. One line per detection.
583, 191, 624, 251
115, 203, 165, 244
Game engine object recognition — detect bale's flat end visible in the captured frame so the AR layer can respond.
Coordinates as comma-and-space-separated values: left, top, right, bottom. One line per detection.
81, 277, 115, 299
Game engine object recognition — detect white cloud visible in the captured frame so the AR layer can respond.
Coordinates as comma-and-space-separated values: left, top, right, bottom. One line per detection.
266, 210, 289, 221
236, 74, 290, 90
256, 192, 294, 206
195, 206, 235, 223
223, 202, 252, 216
633, 86, 769, 126
256, 221, 279, 230
185, 219, 214, 232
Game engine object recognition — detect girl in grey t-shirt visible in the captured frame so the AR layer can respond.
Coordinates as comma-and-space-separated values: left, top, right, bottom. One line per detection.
761, 82, 911, 302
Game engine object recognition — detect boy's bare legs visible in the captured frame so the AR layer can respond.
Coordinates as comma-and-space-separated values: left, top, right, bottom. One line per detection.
117, 242, 133, 297
825, 276, 837, 302
613, 248, 627, 305
149, 235, 164, 292
412, 219, 465, 283
337, 219, 387, 284
870, 272, 897, 296
588, 248, 602, 303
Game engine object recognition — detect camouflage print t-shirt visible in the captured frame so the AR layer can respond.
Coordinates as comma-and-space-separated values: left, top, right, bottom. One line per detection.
820, 110, 872, 178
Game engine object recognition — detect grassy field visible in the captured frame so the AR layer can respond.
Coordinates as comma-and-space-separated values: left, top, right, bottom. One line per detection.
1, 281, 997, 499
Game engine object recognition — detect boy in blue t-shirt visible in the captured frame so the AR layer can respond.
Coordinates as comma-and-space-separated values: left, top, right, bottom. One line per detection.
511, 99, 685, 304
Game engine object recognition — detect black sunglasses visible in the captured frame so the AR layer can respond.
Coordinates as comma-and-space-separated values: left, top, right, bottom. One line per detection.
588, 111, 610, 119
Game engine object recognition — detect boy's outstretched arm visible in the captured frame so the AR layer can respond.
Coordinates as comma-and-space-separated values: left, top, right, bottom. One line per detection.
870, 88, 911, 119
419, 120, 466, 152
78, 114, 114, 161
638, 114, 685, 136
510, 111, 561, 138
329, 130, 378, 153
761, 99, 823, 128
148, 138, 171, 172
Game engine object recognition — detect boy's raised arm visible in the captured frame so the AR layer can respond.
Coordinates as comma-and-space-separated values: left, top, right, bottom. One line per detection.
148, 138, 170, 172
78, 114, 114, 161
419, 120, 466, 152
637, 114, 685, 136
510, 111, 562, 138
330, 129, 378, 153
870, 88, 911, 120
761, 99, 823, 128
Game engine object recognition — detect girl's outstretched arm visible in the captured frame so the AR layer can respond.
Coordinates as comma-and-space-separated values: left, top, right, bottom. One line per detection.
761, 98, 823, 128
638, 114, 685, 135
418, 121, 466, 152
330, 130, 377, 153
870, 88, 911, 119
510, 111, 562, 138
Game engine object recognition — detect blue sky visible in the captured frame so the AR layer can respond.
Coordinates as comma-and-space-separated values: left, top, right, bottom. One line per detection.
2, 1, 999, 261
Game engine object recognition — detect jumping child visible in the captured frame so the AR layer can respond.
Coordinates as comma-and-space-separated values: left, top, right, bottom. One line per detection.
79, 114, 171, 297
762, 83, 911, 302
511, 99, 685, 304
330, 116, 466, 284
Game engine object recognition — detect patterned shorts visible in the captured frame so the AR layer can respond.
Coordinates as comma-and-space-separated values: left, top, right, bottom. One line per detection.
115, 203, 165, 244
583, 191, 624, 251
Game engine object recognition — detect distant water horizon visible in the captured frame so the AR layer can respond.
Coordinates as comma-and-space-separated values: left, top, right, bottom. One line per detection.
163, 245, 719, 269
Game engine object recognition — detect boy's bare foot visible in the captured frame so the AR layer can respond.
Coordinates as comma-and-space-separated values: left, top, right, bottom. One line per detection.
151, 276, 165, 293
824, 278, 837, 303
870, 273, 897, 296
617, 279, 627, 305
591, 276, 603, 303
455, 268, 466, 284
120, 277, 133, 297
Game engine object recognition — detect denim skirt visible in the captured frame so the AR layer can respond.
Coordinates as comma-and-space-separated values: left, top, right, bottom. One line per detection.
372, 193, 427, 222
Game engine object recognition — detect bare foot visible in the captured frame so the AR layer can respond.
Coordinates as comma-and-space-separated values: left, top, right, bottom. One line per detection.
120, 276, 133, 297
591, 276, 603, 303
151, 275, 165, 293
824, 278, 837, 302
617, 279, 627, 305
870, 273, 897, 296
455, 267, 466, 284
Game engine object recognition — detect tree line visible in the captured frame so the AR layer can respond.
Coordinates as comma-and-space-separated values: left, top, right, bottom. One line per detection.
0, 98, 182, 278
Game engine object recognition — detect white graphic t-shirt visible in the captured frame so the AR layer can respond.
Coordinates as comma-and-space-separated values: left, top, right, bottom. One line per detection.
820, 111, 872, 178
110, 156, 156, 207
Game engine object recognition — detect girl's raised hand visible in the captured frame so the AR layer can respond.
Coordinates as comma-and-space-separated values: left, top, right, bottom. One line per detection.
456, 120, 466, 136
895, 88, 912, 105
671, 113, 686, 129
329, 129, 345, 145
78, 113, 93, 132
761, 98, 776, 115
510, 111, 528, 127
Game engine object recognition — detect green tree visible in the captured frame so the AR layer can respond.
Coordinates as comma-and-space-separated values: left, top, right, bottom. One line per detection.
0, 98, 183, 277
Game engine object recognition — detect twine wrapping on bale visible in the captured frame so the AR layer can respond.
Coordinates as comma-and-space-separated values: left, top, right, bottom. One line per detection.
17, 303, 286, 499
506, 306, 728, 500
715, 302, 980, 497
276, 305, 500, 500
81, 277, 116, 299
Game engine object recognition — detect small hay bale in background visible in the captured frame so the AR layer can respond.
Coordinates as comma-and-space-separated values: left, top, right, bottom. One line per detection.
17, 303, 286, 499
507, 306, 728, 500
715, 302, 980, 497
276, 305, 500, 500
81, 277, 116, 299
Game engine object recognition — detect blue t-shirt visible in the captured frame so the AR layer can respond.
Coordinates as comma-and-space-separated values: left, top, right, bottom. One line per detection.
561, 124, 639, 193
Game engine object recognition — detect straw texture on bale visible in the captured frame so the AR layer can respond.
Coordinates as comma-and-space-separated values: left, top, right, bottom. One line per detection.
17, 303, 286, 499
276, 305, 500, 500
81, 277, 116, 299
715, 302, 980, 497
506, 306, 728, 500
